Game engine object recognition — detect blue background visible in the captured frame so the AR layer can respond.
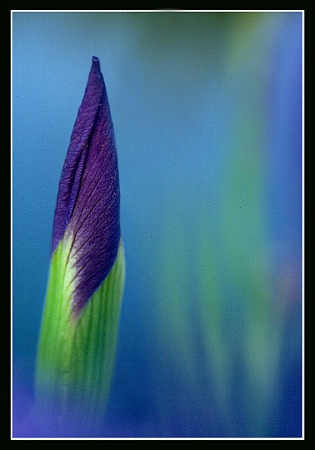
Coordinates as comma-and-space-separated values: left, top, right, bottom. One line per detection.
13, 11, 302, 438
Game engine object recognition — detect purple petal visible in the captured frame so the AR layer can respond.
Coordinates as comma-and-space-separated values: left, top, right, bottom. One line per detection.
51, 56, 121, 317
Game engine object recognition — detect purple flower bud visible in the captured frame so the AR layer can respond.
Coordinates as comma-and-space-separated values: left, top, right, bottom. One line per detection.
51, 56, 121, 317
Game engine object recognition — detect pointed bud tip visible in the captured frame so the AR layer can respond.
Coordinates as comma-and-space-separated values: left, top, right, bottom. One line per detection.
92, 56, 99, 64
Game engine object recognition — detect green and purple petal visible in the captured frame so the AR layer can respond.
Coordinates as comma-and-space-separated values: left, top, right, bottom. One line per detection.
51, 56, 120, 317
36, 58, 125, 436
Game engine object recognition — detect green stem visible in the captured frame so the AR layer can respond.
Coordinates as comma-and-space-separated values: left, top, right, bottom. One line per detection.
35, 240, 125, 437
